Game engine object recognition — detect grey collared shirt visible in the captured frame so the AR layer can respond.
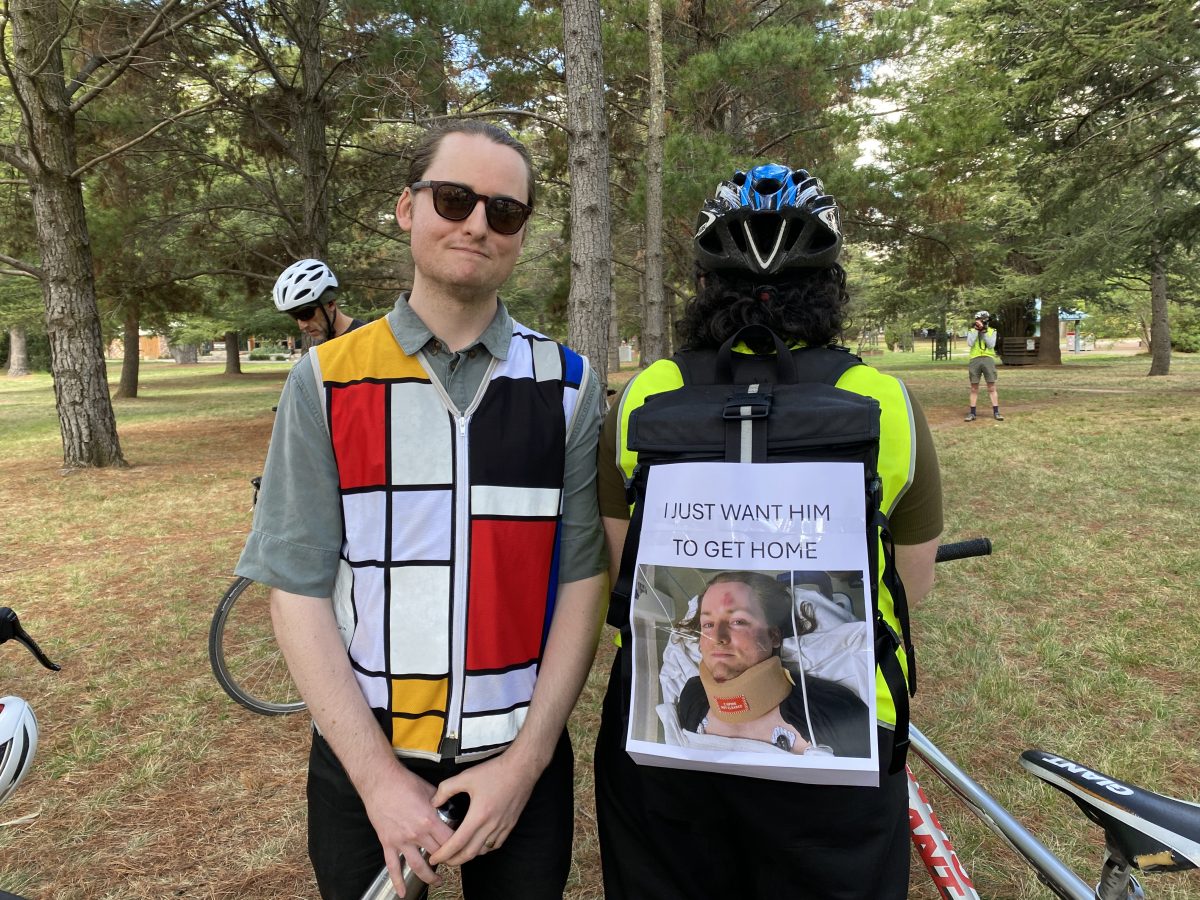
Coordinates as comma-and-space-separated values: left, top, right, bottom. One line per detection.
236, 293, 607, 598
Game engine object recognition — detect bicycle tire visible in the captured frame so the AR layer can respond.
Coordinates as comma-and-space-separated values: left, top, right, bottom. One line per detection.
209, 576, 305, 715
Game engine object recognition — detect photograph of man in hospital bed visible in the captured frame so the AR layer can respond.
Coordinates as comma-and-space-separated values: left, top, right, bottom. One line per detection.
625, 565, 879, 785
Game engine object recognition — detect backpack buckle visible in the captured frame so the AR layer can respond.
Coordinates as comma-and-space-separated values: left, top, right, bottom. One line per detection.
723, 389, 772, 420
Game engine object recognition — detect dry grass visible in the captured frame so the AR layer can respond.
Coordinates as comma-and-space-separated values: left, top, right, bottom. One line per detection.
1, 352, 1199, 898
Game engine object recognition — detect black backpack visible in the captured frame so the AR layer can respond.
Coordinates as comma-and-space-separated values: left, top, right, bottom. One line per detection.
610, 325, 915, 773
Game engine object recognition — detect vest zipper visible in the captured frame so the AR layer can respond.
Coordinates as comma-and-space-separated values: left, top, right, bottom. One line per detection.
420, 353, 498, 760
445, 412, 470, 752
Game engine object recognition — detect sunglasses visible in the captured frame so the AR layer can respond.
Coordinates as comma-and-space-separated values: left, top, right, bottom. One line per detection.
288, 304, 324, 322
410, 180, 533, 235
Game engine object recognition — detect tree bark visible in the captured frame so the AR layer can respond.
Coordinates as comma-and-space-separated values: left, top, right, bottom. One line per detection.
607, 280, 621, 374
640, 0, 668, 367
295, 0, 330, 257
170, 342, 199, 364
1037, 301, 1061, 365
7, 326, 30, 376
9, 0, 126, 467
224, 330, 242, 374
1147, 247, 1170, 376
561, 0, 613, 385
115, 305, 140, 398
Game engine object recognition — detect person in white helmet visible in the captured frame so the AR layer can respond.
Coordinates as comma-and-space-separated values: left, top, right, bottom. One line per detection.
273, 259, 364, 344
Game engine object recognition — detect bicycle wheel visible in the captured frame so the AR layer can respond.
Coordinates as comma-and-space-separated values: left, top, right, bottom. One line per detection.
209, 577, 305, 715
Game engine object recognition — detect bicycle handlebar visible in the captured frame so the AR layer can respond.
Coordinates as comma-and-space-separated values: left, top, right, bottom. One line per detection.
935, 537, 992, 563
0, 608, 61, 671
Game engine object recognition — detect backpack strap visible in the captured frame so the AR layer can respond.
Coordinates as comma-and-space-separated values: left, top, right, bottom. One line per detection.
875, 510, 915, 773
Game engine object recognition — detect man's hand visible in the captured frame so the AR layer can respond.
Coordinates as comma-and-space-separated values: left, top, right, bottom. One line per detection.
425, 750, 542, 867
360, 761, 456, 897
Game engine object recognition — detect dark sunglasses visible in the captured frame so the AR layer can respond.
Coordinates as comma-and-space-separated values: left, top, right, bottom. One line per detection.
287, 304, 323, 322
410, 180, 533, 235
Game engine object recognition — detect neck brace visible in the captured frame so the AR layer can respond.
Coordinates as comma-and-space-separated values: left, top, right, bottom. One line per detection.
699, 656, 794, 723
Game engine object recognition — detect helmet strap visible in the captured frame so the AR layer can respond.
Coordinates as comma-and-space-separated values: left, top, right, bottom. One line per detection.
320, 303, 336, 340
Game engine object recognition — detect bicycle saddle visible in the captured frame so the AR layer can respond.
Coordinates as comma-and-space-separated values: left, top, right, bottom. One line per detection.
1021, 749, 1200, 872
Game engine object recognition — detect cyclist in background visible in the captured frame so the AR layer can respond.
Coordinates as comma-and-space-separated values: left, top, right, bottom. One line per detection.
273, 259, 365, 344
965, 310, 1003, 421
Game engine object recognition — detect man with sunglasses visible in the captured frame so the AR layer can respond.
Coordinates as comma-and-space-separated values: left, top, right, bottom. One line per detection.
237, 120, 606, 900
273, 258, 364, 344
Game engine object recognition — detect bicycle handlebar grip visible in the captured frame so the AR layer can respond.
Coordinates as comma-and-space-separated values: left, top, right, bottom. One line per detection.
934, 537, 993, 563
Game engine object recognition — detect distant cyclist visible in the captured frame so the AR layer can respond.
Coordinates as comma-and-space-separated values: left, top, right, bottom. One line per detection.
273, 259, 365, 344
965, 310, 1003, 422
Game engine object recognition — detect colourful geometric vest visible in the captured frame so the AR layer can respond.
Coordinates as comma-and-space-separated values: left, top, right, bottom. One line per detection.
311, 317, 586, 761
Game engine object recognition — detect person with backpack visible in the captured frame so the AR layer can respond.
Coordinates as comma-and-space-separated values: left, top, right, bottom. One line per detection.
594, 163, 944, 899
965, 310, 1003, 421
273, 258, 365, 344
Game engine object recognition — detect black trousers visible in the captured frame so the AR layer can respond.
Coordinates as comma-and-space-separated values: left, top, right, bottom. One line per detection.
307, 729, 575, 900
594, 652, 911, 900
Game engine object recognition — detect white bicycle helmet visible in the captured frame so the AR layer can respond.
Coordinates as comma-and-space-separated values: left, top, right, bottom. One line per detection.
273, 259, 339, 313
0, 695, 38, 806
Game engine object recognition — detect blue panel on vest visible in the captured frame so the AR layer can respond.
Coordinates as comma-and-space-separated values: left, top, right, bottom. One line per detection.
562, 347, 584, 388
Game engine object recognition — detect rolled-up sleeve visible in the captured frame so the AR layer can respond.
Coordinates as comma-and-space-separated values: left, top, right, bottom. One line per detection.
234, 356, 344, 598
556, 365, 608, 584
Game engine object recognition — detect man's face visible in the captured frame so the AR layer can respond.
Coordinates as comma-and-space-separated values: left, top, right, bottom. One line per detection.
395, 132, 530, 303
294, 302, 335, 342
697, 581, 780, 682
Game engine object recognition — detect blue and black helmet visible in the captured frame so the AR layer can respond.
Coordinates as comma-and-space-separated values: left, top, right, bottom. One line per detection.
694, 164, 842, 276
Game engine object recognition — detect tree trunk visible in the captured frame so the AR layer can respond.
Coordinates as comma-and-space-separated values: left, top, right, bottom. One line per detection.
1037, 301, 1061, 365
9, 0, 126, 467
295, 0, 330, 257
170, 343, 199, 364
1147, 247, 1170, 376
224, 330, 242, 374
562, 0, 613, 384
607, 280, 621, 375
7, 326, 30, 376
115, 305, 140, 398
640, 0, 668, 367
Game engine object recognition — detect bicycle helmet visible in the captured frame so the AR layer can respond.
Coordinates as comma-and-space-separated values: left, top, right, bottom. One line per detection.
694, 163, 842, 276
0, 696, 38, 806
273, 259, 339, 313
974, 310, 990, 323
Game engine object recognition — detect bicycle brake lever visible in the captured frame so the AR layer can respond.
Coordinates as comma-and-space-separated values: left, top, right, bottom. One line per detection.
0, 608, 62, 671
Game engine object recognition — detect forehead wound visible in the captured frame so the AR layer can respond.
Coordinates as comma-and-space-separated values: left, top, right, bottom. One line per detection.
703, 585, 751, 613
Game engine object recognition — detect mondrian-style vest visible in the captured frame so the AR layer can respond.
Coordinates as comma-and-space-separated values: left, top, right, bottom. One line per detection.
310, 317, 587, 762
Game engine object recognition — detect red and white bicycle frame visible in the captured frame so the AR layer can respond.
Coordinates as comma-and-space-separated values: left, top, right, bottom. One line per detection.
908, 765, 981, 900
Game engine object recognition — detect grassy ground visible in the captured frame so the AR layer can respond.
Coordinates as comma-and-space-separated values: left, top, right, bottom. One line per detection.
1, 351, 1198, 898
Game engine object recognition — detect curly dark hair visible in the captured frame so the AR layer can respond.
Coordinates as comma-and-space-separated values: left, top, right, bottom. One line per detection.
675, 264, 849, 353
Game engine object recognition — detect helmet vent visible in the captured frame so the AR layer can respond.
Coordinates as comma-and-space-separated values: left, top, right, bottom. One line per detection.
744, 215, 787, 271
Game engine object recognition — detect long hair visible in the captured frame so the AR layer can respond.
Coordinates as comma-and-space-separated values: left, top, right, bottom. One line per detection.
675, 264, 849, 353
